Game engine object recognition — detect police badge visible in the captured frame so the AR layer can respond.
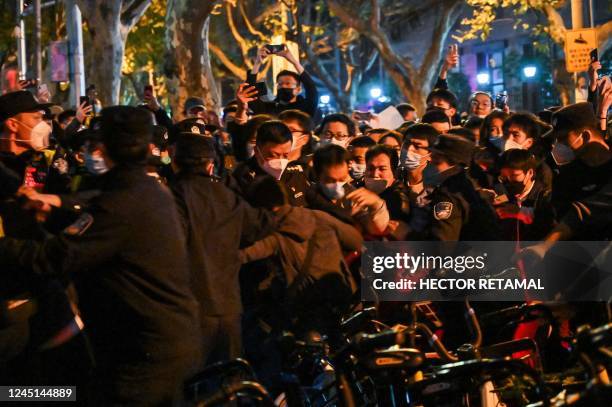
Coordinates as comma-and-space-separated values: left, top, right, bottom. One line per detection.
433, 202, 453, 220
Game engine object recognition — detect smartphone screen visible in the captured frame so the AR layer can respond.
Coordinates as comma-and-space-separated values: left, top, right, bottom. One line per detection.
266, 44, 284, 54
590, 49, 598, 63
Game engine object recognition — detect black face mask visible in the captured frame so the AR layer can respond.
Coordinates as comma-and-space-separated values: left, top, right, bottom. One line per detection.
504, 180, 526, 197
277, 88, 295, 103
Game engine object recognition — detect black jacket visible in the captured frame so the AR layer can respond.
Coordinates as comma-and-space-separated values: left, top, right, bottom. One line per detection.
171, 171, 274, 316
427, 166, 500, 241
246, 71, 319, 117
0, 166, 201, 368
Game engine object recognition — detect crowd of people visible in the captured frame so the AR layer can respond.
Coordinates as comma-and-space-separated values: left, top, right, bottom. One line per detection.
0, 44, 611, 405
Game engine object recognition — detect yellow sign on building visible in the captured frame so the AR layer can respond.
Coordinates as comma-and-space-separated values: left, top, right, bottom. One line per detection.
564, 28, 598, 73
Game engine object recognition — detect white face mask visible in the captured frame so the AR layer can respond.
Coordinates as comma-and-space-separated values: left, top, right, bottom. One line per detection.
349, 162, 366, 180
364, 177, 388, 194
320, 138, 349, 149
503, 139, 526, 151
402, 150, 429, 170
9, 120, 52, 151
551, 142, 576, 166
321, 181, 346, 200
257, 146, 288, 180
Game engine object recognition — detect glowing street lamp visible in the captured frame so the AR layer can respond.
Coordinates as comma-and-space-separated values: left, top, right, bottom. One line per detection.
370, 87, 382, 99
319, 94, 330, 104
476, 72, 490, 85
523, 65, 537, 79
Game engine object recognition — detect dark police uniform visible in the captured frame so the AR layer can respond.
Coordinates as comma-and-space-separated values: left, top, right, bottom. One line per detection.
171, 133, 275, 366
231, 156, 310, 207
426, 165, 500, 241
0, 166, 202, 405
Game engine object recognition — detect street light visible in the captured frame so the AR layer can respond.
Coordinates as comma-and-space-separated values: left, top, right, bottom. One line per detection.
320, 94, 330, 105
377, 96, 390, 103
523, 65, 537, 78
370, 87, 382, 99
476, 72, 490, 85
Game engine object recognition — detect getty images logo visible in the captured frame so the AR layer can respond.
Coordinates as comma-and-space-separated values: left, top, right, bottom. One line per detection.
372, 253, 488, 274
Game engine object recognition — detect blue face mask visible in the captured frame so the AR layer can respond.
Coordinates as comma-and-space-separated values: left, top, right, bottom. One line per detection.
320, 182, 346, 200
85, 153, 108, 175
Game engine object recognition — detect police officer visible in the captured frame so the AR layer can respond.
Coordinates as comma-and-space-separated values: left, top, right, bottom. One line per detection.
0, 106, 202, 405
231, 120, 310, 207
547, 103, 612, 217
170, 131, 275, 367
425, 134, 500, 241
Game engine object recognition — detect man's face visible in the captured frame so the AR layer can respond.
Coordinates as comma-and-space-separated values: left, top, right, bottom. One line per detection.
277, 75, 301, 101
381, 137, 401, 156
404, 110, 417, 122
430, 151, 452, 172
504, 124, 533, 149
500, 167, 532, 184
283, 119, 309, 151
320, 163, 349, 184
404, 136, 430, 157
367, 153, 395, 188
428, 97, 456, 119
470, 94, 492, 118
322, 121, 351, 146
431, 121, 451, 134
350, 146, 368, 165
187, 107, 207, 120
59, 115, 76, 130
6, 111, 44, 145
256, 141, 291, 167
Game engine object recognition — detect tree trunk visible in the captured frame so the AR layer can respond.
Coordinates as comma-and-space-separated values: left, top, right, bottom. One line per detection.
77, 0, 152, 105
165, 0, 219, 120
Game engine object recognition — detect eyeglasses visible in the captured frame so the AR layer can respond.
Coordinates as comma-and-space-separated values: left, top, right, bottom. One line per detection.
324, 131, 350, 140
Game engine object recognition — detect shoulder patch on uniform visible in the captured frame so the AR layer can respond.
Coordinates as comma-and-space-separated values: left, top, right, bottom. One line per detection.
433, 202, 453, 220
286, 165, 303, 172
64, 213, 94, 236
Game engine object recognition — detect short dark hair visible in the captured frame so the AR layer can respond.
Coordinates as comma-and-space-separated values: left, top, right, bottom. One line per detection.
402, 123, 439, 147
276, 70, 301, 86
100, 106, 152, 165
499, 149, 538, 172
448, 127, 477, 143
313, 144, 351, 177
396, 103, 416, 117
421, 108, 450, 124
502, 112, 542, 140
246, 176, 288, 209
58, 109, 76, 123
426, 88, 458, 108
245, 114, 274, 143
255, 120, 292, 147
470, 91, 494, 105
463, 116, 483, 130
379, 133, 402, 147
480, 110, 509, 138
278, 109, 313, 133
366, 144, 399, 173
318, 113, 356, 137
349, 135, 376, 148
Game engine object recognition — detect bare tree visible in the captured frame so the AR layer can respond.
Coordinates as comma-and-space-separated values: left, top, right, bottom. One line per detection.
328, 0, 465, 114
76, 0, 152, 105
164, 0, 222, 119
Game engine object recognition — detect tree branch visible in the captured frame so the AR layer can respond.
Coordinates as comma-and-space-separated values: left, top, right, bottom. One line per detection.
542, 4, 567, 45
597, 20, 612, 54
120, 0, 152, 28
225, 1, 253, 70
419, 0, 463, 85
209, 41, 247, 79
238, 0, 267, 42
